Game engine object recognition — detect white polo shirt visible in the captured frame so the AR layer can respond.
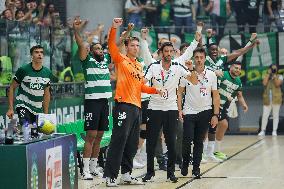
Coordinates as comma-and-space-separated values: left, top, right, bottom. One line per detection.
180, 69, 217, 114
145, 60, 190, 111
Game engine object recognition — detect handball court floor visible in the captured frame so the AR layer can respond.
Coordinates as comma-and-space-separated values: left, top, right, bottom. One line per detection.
78, 135, 284, 189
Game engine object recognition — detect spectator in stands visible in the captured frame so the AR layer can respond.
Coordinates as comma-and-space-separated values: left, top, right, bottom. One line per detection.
231, 0, 246, 33
205, 0, 231, 39
125, 0, 144, 29
156, 0, 174, 33
1, 9, 13, 20
259, 64, 283, 136
14, 0, 25, 10
43, 3, 56, 26
245, 0, 260, 33
263, 0, 283, 32
142, 0, 158, 27
173, 0, 196, 36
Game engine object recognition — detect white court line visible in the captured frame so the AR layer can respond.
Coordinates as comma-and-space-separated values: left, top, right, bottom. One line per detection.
228, 176, 262, 179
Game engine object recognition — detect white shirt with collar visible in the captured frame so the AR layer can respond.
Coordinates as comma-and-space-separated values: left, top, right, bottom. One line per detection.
180, 68, 217, 114
145, 60, 190, 111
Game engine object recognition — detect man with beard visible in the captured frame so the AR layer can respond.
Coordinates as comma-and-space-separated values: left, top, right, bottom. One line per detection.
73, 17, 112, 180
214, 61, 248, 160
142, 34, 200, 183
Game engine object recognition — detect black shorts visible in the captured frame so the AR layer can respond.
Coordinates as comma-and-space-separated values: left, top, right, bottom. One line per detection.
141, 100, 149, 124
16, 107, 37, 125
84, 99, 109, 131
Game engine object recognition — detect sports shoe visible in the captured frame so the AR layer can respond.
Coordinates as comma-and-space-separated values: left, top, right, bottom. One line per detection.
180, 162, 189, 176
120, 172, 144, 185
90, 167, 103, 177
192, 168, 201, 179
206, 155, 223, 162
272, 131, 277, 136
167, 173, 178, 183
133, 158, 145, 169
142, 172, 155, 182
81, 171, 93, 180
106, 177, 118, 187
258, 131, 265, 136
214, 151, 228, 160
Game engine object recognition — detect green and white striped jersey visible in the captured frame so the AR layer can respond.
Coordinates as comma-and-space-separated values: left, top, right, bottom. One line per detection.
14, 63, 52, 115
211, 0, 229, 18
205, 55, 227, 72
81, 53, 112, 99
218, 71, 242, 109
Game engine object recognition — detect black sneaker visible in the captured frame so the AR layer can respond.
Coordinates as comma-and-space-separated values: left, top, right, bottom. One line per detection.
192, 169, 201, 179
180, 163, 189, 176
142, 172, 155, 182
167, 173, 178, 183
158, 162, 167, 171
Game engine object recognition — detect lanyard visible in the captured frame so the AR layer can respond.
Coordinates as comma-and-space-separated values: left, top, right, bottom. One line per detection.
160, 69, 171, 87
197, 70, 208, 87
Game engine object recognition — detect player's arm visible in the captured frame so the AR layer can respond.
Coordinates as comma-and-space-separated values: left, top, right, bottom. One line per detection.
6, 80, 19, 119
177, 86, 185, 121
73, 17, 89, 61
108, 18, 124, 65
237, 91, 248, 112
43, 86, 51, 114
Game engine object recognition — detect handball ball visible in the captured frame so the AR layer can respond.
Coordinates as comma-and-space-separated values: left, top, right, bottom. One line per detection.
39, 120, 55, 135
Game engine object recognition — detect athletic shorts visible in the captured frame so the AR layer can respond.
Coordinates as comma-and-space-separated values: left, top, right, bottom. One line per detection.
219, 102, 230, 121
84, 99, 109, 131
141, 100, 149, 124
16, 107, 37, 125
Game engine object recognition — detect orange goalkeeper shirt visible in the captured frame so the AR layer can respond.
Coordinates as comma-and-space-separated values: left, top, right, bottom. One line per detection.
108, 27, 157, 108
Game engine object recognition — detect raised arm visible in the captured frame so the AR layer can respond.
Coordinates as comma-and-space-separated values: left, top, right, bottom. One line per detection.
227, 39, 259, 62
174, 31, 201, 65
139, 28, 156, 66
236, 33, 258, 61
108, 18, 124, 65
73, 17, 89, 61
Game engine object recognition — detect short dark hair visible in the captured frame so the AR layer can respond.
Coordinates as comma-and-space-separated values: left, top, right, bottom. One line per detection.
158, 42, 174, 53
193, 47, 206, 56
30, 45, 44, 55
124, 36, 140, 46
180, 42, 190, 51
231, 61, 242, 66
90, 42, 101, 50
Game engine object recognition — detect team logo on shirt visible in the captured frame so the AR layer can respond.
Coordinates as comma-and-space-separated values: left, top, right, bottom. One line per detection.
30, 82, 43, 90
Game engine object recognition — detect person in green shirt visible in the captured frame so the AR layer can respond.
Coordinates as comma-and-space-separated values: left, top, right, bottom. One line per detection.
213, 61, 248, 160
6, 45, 52, 125
73, 17, 112, 180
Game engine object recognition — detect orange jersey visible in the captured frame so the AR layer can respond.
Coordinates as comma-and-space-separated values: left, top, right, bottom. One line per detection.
108, 27, 157, 108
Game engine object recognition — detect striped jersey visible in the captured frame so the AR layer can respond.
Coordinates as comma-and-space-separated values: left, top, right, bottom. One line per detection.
173, 0, 193, 17
218, 71, 242, 109
81, 54, 112, 100
14, 63, 52, 115
205, 55, 227, 72
139, 57, 151, 101
211, 0, 229, 17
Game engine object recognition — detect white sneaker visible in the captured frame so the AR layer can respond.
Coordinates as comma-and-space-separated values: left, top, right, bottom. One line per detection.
81, 171, 93, 180
120, 172, 144, 185
133, 158, 145, 169
106, 177, 119, 187
258, 131, 265, 136
90, 167, 103, 177
272, 131, 277, 136
206, 155, 223, 163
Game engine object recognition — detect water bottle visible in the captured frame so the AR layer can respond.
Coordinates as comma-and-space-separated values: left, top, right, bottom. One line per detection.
0, 127, 5, 144
23, 121, 30, 142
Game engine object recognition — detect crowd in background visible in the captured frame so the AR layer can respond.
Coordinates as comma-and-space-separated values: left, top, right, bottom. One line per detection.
124, 0, 284, 36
